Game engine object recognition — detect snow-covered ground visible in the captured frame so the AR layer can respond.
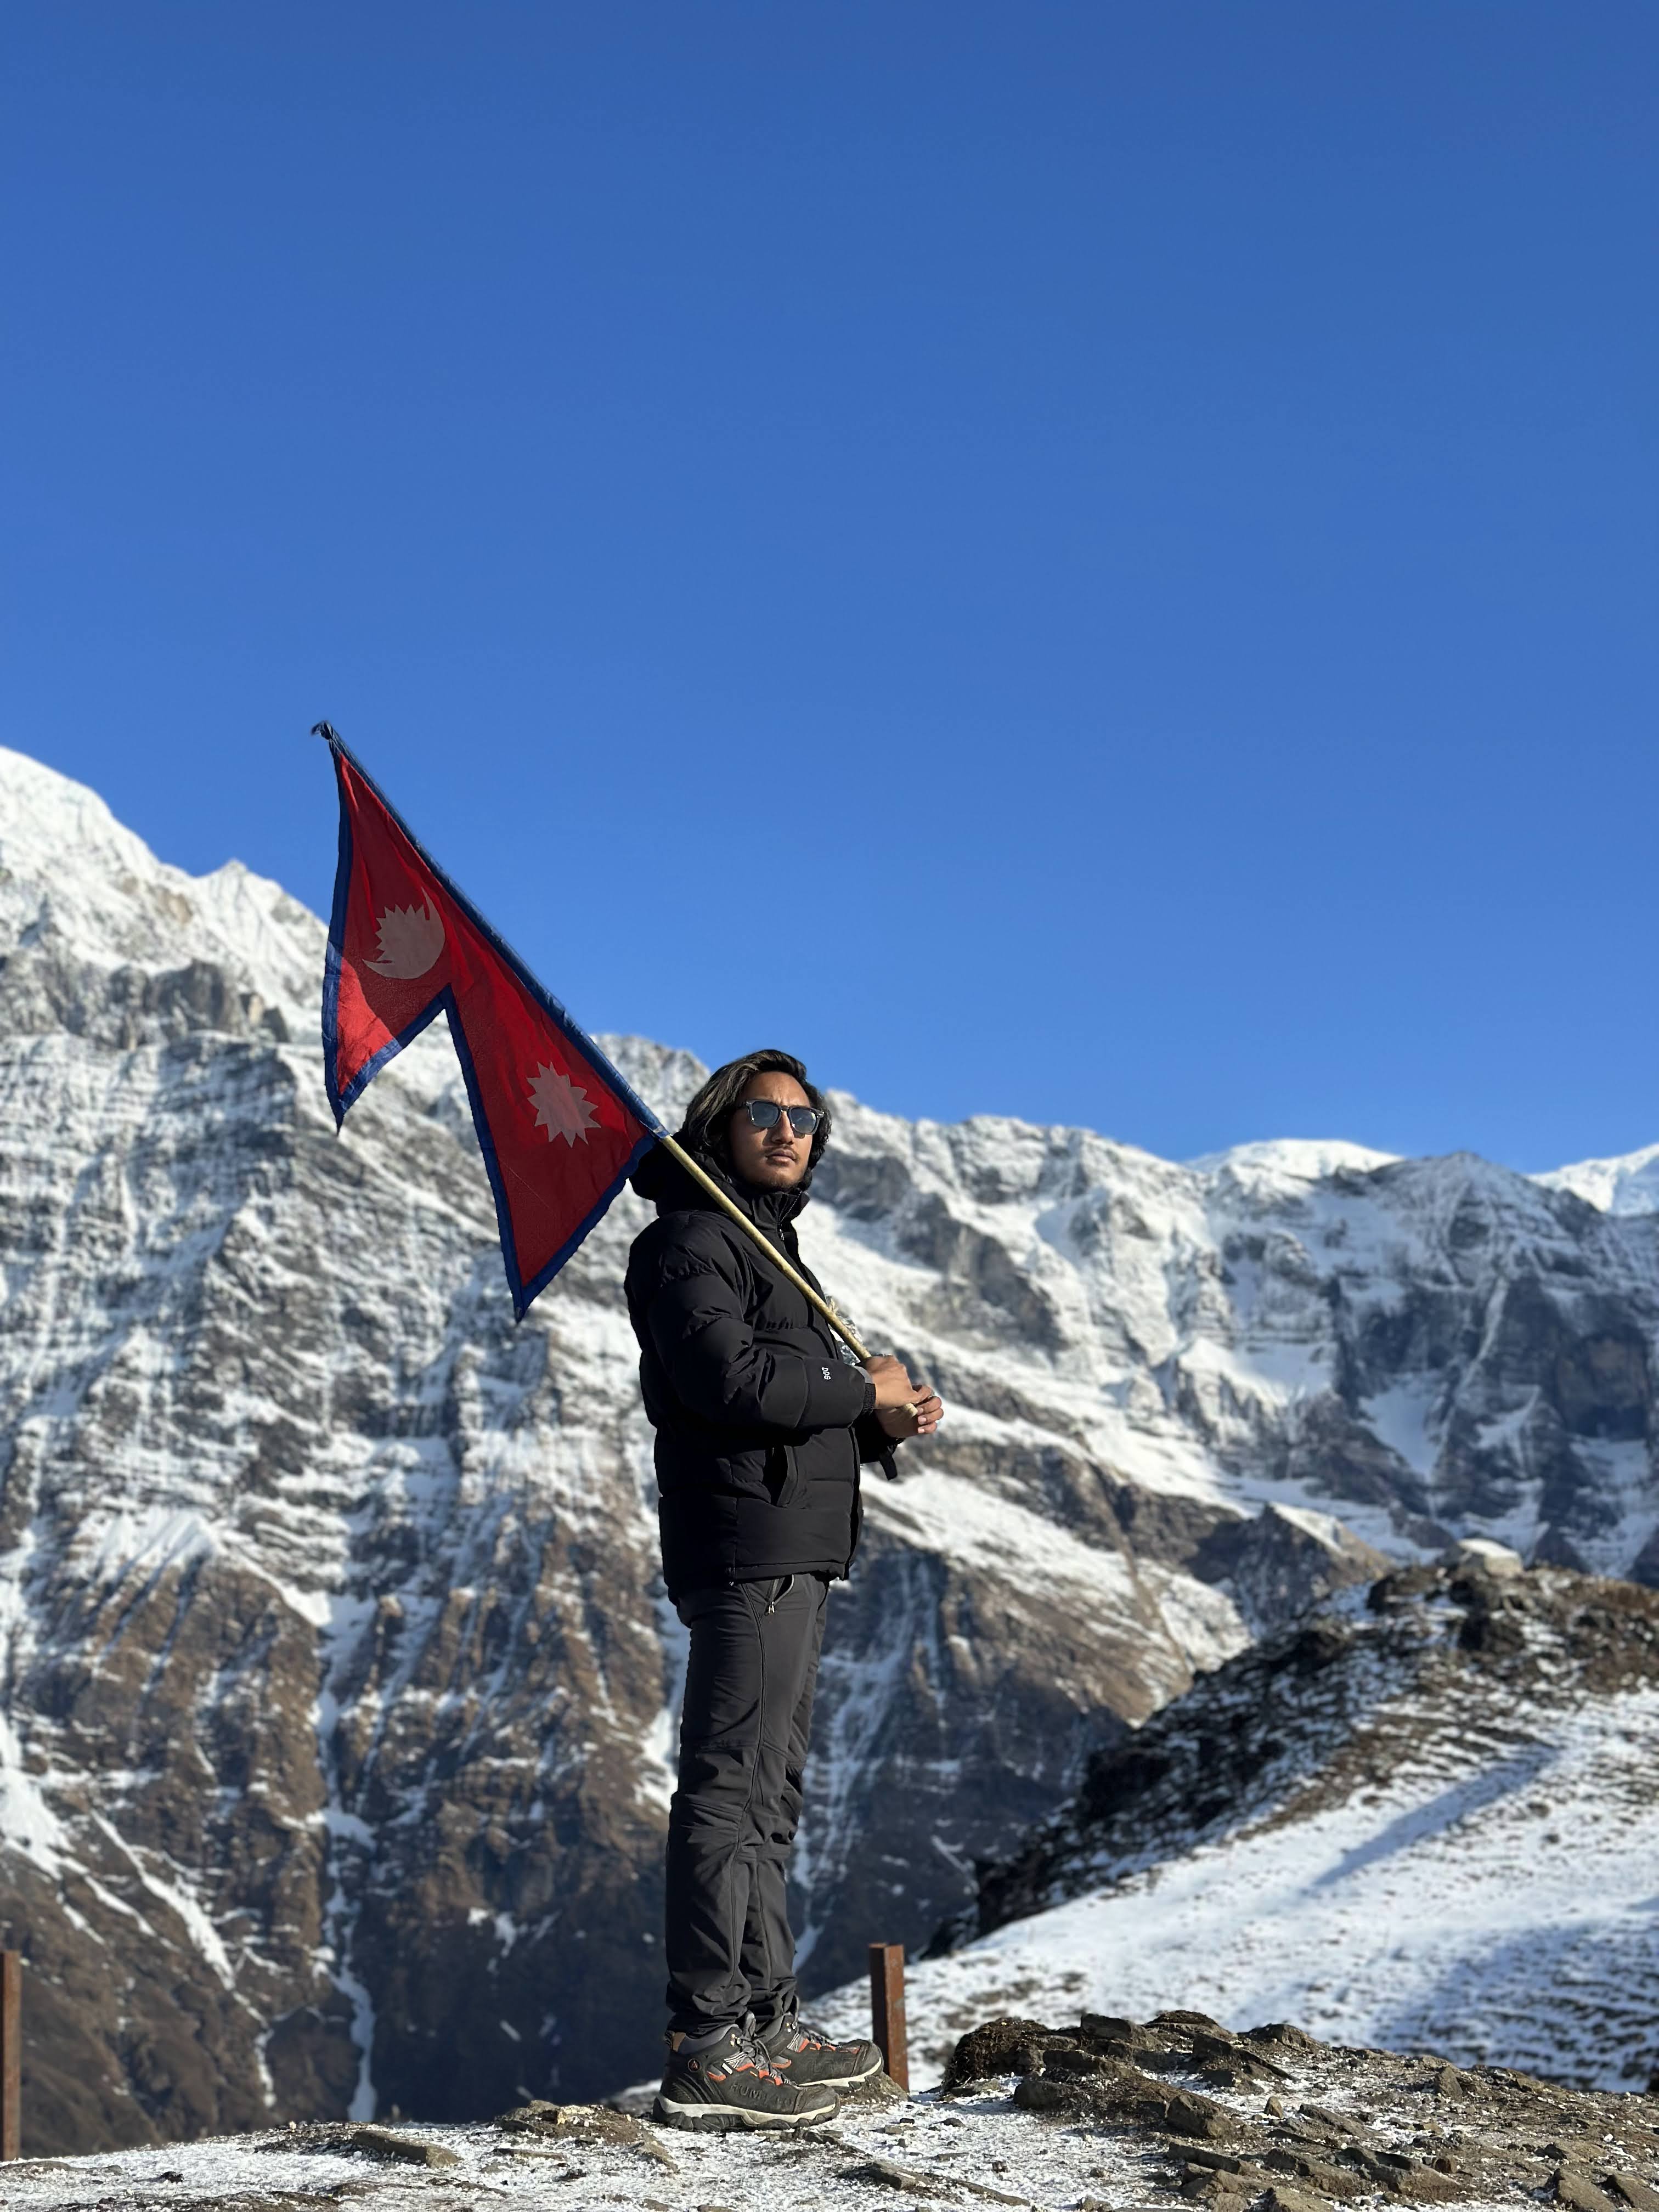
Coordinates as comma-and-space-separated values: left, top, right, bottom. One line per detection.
0, 2094, 1217, 2212
815, 1688, 1659, 2093
809, 1566, 1659, 2096
4, 2018, 1649, 2212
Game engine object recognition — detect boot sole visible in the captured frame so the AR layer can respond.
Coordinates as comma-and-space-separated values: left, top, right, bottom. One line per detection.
653, 2092, 838, 2134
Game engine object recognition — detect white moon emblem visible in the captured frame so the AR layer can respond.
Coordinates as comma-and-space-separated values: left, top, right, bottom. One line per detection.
527, 1063, 601, 1146
366, 902, 445, 979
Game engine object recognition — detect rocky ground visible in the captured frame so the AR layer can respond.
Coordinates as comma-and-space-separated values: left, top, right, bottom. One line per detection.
5, 2010, 1659, 2211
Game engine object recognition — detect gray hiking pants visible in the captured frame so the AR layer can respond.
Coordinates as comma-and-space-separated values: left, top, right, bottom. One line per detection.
664, 1572, 828, 2034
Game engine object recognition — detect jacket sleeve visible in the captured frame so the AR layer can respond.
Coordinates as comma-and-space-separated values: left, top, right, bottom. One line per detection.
645, 1244, 876, 1433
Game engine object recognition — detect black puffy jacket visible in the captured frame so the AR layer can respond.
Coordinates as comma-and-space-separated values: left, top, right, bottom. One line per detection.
624, 1144, 899, 1600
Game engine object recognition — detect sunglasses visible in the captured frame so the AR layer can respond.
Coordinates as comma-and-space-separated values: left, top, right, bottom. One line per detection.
739, 1100, 822, 1137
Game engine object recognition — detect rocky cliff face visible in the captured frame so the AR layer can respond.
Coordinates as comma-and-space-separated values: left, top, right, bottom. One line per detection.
3, 745, 1659, 2149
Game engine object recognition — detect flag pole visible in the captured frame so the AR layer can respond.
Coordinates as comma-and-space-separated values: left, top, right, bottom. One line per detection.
656, 1133, 877, 1366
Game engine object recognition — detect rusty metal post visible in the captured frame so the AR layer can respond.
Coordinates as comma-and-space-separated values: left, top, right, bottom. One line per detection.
867, 1940, 908, 2090
1, 1950, 20, 2160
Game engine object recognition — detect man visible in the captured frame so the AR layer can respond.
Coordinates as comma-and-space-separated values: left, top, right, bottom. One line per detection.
626, 1048, 943, 2131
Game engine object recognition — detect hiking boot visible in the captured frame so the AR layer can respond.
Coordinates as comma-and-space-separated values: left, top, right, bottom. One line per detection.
654, 2013, 839, 2132
757, 2007, 885, 2090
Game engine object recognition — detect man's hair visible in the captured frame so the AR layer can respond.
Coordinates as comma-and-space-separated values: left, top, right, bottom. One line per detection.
677, 1048, 832, 1176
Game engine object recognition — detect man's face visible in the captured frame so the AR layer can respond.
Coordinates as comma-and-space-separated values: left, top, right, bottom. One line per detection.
727, 1070, 815, 1191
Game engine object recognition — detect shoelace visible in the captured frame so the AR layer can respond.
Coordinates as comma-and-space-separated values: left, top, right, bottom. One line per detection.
710, 2013, 787, 2084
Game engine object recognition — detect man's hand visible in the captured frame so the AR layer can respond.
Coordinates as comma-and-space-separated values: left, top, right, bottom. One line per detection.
865, 1356, 944, 1439
877, 1389, 943, 1441
866, 1355, 921, 1409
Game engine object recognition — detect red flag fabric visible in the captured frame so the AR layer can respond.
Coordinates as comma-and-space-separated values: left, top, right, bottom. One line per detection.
320, 733, 661, 1317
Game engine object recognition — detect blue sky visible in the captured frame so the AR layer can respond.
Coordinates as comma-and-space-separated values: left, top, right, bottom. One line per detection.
4, 3, 1655, 1169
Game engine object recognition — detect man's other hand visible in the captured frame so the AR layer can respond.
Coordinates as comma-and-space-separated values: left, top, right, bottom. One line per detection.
876, 1389, 944, 1441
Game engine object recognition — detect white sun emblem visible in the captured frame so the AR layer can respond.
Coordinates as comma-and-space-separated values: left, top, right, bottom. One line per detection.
527, 1063, 601, 1146
366, 901, 445, 979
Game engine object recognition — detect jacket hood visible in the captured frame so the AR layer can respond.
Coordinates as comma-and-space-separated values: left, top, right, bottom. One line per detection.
630, 1138, 812, 1234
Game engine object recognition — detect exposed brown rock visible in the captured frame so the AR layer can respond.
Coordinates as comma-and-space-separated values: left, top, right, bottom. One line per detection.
1166, 2090, 1240, 2141
1263, 2188, 1333, 2212
939, 2008, 1659, 2211
1605, 2177, 1659, 2212
940, 2017, 1056, 2093
1555, 2175, 1623, 2212
495, 2097, 677, 2166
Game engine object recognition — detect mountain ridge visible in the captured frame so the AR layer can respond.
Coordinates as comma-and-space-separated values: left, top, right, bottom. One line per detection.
4, 741, 1659, 2145
4, 742, 1647, 1201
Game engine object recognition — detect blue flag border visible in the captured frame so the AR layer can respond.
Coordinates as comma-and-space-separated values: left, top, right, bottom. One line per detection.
321, 733, 663, 1319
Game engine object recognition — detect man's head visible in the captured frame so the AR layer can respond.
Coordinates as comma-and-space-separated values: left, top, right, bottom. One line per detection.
678, 1048, 831, 1192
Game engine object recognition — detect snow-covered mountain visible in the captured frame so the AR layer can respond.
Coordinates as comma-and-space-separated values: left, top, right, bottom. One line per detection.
1537, 1144, 1659, 1218
830, 1552, 1659, 2096
3, 742, 1659, 2147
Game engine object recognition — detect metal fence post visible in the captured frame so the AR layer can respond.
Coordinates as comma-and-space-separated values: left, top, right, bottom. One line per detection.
1, 1950, 20, 2160
867, 1940, 909, 2091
